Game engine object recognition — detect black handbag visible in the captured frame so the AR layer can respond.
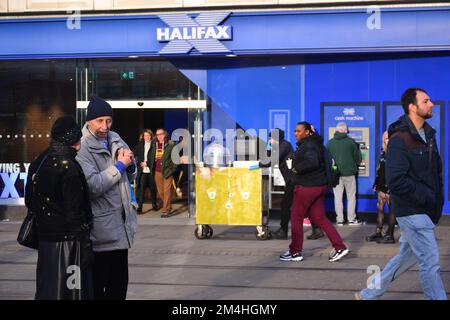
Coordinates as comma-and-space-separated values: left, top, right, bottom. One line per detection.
17, 210, 38, 249
17, 154, 48, 250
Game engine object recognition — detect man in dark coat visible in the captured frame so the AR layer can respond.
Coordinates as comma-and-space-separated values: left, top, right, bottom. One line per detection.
26, 115, 93, 300
357, 88, 446, 300
260, 128, 293, 239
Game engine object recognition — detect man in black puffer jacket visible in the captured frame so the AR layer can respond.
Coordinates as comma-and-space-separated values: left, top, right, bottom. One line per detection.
261, 128, 293, 239
357, 88, 447, 300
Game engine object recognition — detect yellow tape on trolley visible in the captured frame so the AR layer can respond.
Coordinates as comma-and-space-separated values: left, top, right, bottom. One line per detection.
195, 167, 262, 225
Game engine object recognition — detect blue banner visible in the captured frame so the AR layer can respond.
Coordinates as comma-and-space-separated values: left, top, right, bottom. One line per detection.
2, 7, 450, 59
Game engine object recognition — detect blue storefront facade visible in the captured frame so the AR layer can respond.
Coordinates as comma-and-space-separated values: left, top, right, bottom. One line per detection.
1, 6, 450, 215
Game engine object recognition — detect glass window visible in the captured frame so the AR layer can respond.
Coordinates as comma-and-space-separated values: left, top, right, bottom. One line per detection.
77, 59, 203, 100
0, 60, 76, 204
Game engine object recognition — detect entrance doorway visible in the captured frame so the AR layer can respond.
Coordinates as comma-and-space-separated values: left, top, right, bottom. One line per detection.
74, 59, 207, 217
112, 108, 186, 149
76, 99, 206, 218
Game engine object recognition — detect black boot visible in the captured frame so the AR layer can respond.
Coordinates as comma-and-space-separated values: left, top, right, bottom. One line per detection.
376, 234, 395, 244
307, 227, 324, 240
365, 228, 383, 242
272, 227, 288, 240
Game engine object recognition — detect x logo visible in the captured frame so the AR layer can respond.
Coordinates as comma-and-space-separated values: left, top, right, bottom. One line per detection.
158, 12, 232, 54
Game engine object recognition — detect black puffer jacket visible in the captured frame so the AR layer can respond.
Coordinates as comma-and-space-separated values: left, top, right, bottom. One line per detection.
26, 143, 93, 241
260, 135, 294, 184
291, 133, 327, 187
276, 139, 294, 184
386, 114, 443, 224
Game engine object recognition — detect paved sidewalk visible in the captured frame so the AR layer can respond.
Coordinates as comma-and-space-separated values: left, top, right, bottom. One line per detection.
1, 211, 449, 300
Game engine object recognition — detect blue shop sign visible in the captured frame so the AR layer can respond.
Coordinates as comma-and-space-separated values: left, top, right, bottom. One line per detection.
2, 7, 450, 59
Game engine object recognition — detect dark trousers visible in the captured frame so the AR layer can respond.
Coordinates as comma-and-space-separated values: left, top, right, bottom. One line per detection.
93, 249, 129, 300
281, 182, 319, 232
139, 172, 157, 207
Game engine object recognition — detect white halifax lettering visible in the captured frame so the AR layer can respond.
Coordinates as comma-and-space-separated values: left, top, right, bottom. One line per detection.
157, 26, 231, 41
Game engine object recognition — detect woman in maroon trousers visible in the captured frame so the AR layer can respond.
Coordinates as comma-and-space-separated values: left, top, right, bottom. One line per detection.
279, 122, 350, 262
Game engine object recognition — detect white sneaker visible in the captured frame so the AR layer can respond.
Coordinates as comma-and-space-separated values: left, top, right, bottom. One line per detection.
348, 220, 362, 226
329, 248, 350, 262
279, 250, 304, 262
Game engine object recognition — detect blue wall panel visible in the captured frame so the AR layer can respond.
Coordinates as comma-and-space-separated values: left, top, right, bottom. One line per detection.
175, 53, 450, 215
184, 58, 302, 146
212, 63, 299, 143
305, 53, 450, 214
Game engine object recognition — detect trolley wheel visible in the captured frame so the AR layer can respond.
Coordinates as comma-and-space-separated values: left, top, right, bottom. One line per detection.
194, 224, 213, 239
255, 225, 272, 240
205, 225, 213, 239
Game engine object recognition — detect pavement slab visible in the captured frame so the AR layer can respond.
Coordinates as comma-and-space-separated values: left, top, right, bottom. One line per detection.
1, 216, 449, 300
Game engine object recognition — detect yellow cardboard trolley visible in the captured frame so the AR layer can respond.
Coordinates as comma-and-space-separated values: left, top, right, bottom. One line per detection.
194, 165, 271, 239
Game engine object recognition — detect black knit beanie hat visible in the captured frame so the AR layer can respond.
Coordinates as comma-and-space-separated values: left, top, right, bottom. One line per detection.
86, 95, 113, 121
51, 115, 82, 146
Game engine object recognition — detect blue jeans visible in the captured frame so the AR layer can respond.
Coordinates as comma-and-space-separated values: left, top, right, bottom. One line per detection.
360, 214, 447, 300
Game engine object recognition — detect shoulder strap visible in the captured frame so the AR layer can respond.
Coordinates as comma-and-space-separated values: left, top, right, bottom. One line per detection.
27, 153, 50, 213
32, 154, 49, 183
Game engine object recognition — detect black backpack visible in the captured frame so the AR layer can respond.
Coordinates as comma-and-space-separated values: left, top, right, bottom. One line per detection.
323, 146, 340, 188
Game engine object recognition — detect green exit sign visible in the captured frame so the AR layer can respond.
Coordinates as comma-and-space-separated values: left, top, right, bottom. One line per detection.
121, 71, 135, 80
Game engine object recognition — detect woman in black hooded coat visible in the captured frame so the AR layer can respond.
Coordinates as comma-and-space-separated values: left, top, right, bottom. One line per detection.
25, 116, 93, 300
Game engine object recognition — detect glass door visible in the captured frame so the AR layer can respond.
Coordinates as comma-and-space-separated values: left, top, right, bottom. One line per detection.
75, 59, 206, 218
